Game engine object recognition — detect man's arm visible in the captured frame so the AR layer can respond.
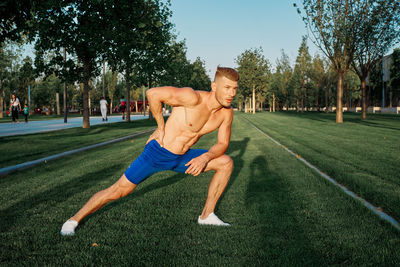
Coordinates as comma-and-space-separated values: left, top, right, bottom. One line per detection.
185, 109, 233, 176
146, 86, 199, 146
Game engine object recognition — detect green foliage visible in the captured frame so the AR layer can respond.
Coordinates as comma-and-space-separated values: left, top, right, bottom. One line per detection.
294, 37, 312, 97
104, 0, 173, 86
235, 47, 271, 100
352, 0, 400, 79
0, 0, 39, 43
270, 50, 293, 109
187, 57, 211, 90
157, 40, 192, 87
32, 74, 62, 108
389, 48, 400, 104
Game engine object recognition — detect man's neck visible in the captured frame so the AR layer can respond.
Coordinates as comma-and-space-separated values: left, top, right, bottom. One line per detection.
206, 91, 223, 111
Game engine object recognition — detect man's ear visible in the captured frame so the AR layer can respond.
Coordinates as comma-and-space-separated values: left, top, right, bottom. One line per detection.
211, 81, 217, 92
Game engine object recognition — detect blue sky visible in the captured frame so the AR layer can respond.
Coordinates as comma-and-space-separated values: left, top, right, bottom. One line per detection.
169, 0, 318, 76
22, 1, 318, 76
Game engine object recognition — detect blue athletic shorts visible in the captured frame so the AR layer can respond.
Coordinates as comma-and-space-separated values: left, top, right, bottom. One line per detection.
124, 139, 208, 185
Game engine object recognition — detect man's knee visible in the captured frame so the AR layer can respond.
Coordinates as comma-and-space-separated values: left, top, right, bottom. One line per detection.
106, 177, 135, 200
216, 155, 233, 171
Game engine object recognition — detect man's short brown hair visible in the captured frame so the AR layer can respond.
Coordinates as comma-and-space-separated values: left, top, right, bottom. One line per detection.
214, 66, 239, 82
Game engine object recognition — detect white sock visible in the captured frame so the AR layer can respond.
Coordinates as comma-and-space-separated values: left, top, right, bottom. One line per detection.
198, 212, 230, 226
61, 220, 79, 236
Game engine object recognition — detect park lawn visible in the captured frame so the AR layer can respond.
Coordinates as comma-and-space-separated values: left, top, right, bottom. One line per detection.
0, 119, 156, 168
1, 113, 400, 266
240, 111, 400, 224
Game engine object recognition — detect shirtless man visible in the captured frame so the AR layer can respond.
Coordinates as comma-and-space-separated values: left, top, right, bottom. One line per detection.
61, 67, 239, 235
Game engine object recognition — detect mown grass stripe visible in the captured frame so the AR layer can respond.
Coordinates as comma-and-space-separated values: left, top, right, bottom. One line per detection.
242, 116, 400, 232
0, 128, 155, 177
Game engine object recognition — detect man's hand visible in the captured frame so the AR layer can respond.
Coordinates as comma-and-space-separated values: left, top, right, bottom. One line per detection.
185, 154, 210, 176
146, 128, 165, 147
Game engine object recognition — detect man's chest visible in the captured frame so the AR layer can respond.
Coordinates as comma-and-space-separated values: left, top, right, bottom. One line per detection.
182, 107, 223, 133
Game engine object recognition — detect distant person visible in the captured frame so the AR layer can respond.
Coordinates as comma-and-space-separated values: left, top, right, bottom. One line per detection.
23, 104, 29, 123
120, 96, 126, 120
61, 66, 239, 235
99, 97, 109, 121
9, 94, 21, 123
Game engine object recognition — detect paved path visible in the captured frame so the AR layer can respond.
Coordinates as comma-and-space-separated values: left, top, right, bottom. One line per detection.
0, 115, 149, 137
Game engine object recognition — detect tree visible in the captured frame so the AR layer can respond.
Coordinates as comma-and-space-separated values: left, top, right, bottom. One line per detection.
105, 0, 172, 122
297, 0, 358, 123
0, 42, 16, 118
310, 55, 326, 111
188, 57, 211, 91
107, 70, 118, 114
343, 70, 361, 109
389, 48, 400, 107
294, 37, 312, 112
351, 1, 400, 119
18, 56, 36, 105
235, 48, 270, 114
34, 0, 108, 128
32, 73, 62, 110
0, 0, 39, 43
157, 40, 192, 87
275, 50, 293, 111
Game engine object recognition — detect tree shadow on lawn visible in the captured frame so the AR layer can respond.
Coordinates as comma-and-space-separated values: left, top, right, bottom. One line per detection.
215, 137, 250, 207
344, 117, 400, 131
0, 164, 124, 234
246, 155, 325, 265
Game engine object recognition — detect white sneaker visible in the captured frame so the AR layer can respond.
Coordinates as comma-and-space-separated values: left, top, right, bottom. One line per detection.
198, 213, 230, 226
61, 220, 78, 236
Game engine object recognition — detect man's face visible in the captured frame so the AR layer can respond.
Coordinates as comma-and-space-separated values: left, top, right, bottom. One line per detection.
212, 76, 238, 107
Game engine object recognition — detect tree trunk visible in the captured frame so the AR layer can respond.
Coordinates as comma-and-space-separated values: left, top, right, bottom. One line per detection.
82, 79, 90, 128
110, 99, 113, 115
296, 97, 299, 112
102, 61, 106, 98
361, 78, 367, 119
88, 90, 91, 116
143, 86, 146, 116
148, 78, 153, 120
286, 93, 289, 111
0, 82, 3, 118
135, 100, 138, 113
56, 92, 60, 115
325, 87, 329, 113
316, 88, 320, 112
125, 68, 131, 122
272, 93, 276, 112
63, 47, 67, 123
301, 94, 304, 113
81, 58, 91, 128
336, 71, 344, 123
252, 86, 256, 114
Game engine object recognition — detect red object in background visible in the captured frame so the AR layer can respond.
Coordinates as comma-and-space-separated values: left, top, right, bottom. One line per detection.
34, 108, 42, 114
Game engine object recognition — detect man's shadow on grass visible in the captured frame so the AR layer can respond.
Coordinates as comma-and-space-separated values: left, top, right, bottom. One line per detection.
245, 156, 325, 265
0, 163, 125, 233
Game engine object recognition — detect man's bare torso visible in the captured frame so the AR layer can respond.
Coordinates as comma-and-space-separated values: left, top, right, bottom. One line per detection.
160, 91, 230, 154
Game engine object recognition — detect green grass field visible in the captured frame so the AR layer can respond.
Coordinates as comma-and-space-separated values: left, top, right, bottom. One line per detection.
0, 119, 157, 168
1, 112, 400, 265
241, 111, 400, 221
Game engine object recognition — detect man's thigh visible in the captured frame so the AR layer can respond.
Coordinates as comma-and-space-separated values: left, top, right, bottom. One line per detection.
173, 148, 208, 173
